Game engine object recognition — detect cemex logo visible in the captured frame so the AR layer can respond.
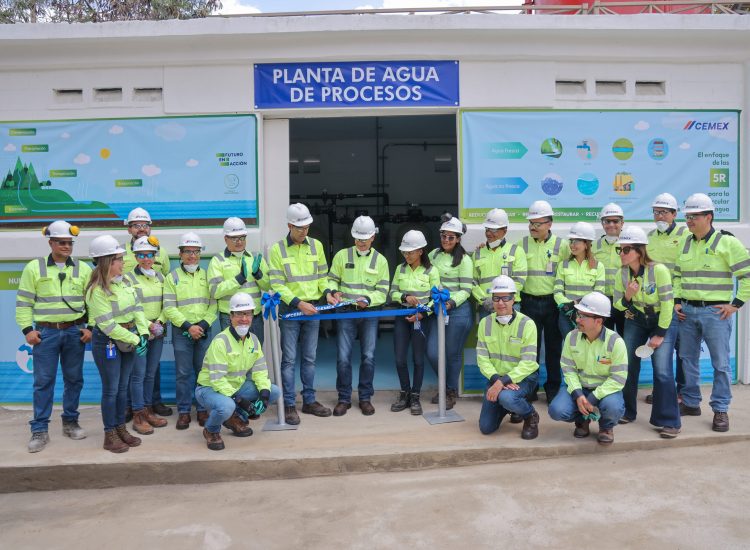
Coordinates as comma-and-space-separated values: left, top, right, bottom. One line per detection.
683, 121, 730, 131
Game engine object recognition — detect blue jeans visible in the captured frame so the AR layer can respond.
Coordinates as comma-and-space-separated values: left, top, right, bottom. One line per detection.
521, 295, 563, 397
479, 372, 538, 435
336, 317, 378, 403
280, 316, 320, 407
130, 336, 164, 411
548, 388, 625, 430
29, 324, 85, 433
91, 328, 136, 431
195, 381, 281, 434
220, 312, 264, 346
558, 310, 576, 340
426, 301, 474, 392
622, 313, 681, 428
393, 315, 429, 393
172, 327, 211, 414
678, 304, 733, 412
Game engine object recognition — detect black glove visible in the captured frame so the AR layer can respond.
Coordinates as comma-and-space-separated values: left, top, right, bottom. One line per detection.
560, 301, 576, 317
232, 393, 253, 413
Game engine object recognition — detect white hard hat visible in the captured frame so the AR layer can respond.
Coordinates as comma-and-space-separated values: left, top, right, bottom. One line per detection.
526, 200, 554, 220
399, 230, 428, 252
223, 217, 247, 237
229, 292, 255, 313
575, 291, 611, 318
483, 208, 509, 230
617, 226, 649, 246
124, 207, 152, 226
567, 222, 596, 241
132, 235, 160, 252
439, 213, 466, 235
179, 232, 204, 249
599, 202, 624, 220
683, 193, 715, 214
42, 220, 79, 240
89, 235, 125, 259
489, 275, 517, 294
351, 215, 378, 240
651, 193, 678, 211
286, 203, 313, 227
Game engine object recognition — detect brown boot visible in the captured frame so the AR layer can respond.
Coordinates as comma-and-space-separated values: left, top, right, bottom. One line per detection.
145, 406, 168, 428
203, 428, 225, 451
176, 413, 191, 430
197, 410, 209, 427
521, 410, 540, 440
132, 409, 154, 435
103, 430, 129, 453
116, 424, 142, 447
222, 413, 253, 437
446, 389, 457, 411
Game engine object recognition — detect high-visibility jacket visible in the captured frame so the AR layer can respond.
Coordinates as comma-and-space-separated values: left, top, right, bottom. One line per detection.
613, 263, 674, 336
123, 242, 171, 276
592, 236, 620, 297
86, 281, 149, 346
207, 249, 271, 314
327, 246, 390, 307
673, 227, 750, 306
389, 263, 440, 311
561, 327, 628, 404
647, 223, 688, 272
476, 312, 538, 385
518, 234, 570, 296
162, 265, 218, 331
268, 235, 328, 307
554, 257, 605, 306
471, 240, 527, 303
124, 268, 165, 323
16, 255, 92, 332
428, 249, 473, 308
197, 328, 270, 397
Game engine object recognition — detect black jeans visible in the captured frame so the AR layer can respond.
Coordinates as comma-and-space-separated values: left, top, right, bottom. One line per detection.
393, 316, 429, 394
520, 294, 562, 398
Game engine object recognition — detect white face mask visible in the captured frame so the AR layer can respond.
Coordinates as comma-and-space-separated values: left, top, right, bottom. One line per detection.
656, 221, 670, 233
231, 251, 245, 258
496, 314, 513, 325
604, 235, 618, 244
183, 263, 199, 273
141, 268, 156, 277
356, 248, 369, 256
112, 275, 123, 284
488, 238, 504, 249
234, 324, 250, 337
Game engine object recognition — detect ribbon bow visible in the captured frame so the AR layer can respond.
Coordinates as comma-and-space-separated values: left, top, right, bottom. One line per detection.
261, 292, 281, 320
431, 286, 451, 317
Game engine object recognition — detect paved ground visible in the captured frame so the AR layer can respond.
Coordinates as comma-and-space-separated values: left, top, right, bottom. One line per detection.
1, 441, 749, 550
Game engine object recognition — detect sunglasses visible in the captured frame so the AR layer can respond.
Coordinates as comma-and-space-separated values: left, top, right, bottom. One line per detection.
685, 213, 709, 221
652, 209, 673, 217
227, 236, 246, 243
569, 238, 588, 245
601, 218, 622, 225
291, 225, 310, 232
528, 221, 549, 229
401, 250, 420, 257
615, 246, 638, 255
491, 295, 514, 303
440, 232, 457, 242
135, 252, 155, 259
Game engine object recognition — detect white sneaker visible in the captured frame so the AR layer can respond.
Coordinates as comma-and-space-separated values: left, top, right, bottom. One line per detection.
62, 421, 86, 440
28, 432, 50, 453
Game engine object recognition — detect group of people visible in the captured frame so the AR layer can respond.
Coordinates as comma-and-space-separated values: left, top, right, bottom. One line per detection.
16, 191, 747, 453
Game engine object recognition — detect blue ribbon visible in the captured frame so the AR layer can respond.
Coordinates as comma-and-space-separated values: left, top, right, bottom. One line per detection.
280, 304, 430, 322
281, 299, 358, 320
261, 292, 281, 320
431, 286, 451, 317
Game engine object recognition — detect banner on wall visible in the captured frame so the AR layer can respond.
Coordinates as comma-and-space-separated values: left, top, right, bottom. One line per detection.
0, 115, 258, 226
460, 110, 740, 222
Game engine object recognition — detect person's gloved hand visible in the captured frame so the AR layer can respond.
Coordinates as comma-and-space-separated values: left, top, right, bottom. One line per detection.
251, 254, 263, 279
482, 297, 493, 312
252, 399, 267, 415
236, 258, 248, 285
560, 301, 576, 318
136, 335, 148, 356
233, 393, 253, 413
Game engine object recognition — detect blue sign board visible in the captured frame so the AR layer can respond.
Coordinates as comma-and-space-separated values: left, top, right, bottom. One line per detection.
254, 61, 459, 109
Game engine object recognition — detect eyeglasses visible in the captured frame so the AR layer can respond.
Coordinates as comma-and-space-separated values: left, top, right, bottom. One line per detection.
227, 236, 246, 243
231, 312, 253, 319
135, 252, 155, 259
181, 250, 201, 257
291, 225, 310, 232
401, 250, 420, 257
491, 295, 514, 303
440, 232, 457, 242
652, 209, 673, 217
569, 238, 587, 245
355, 238, 370, 244
601, 218, 622, 225
528, 221, 549, 229
616, 246, 637, 255
484, 227, 503, 233
50, 239, 73, 246
685, 213, 709, 221
129, 223, 150, 230
576, 311, 598, 319
112, 256, 125, 263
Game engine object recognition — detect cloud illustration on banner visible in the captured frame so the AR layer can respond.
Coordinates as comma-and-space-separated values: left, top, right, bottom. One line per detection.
186, 159, 199, 168
142, 164, 162, 177
679, 142, 691, 150
109, 125, 124, 135
60, 132, 70, 139
155, 122, 186, 142
73, 153, 91, 165
634, 120, 650, 131
3, 143, 16, 152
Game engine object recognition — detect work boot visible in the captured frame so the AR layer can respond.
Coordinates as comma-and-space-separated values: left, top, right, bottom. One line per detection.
176, 413, 191, 430
390, 391, 410, 412
27, 432, 50, 453
62, 420, 86, 440
359, 401, 375, 416
284, 406, 300, 425
509, 413, 523, 424
144, 406, 168, 428
197, 410, 209, 427
103, 430, 128, 454
222, 413, 253, 437
410, 393, 422, 416
116, 424, 142, 447
521, 410, 540, 440
132, 409, 154, 435
333, 402, 351, 417
712, 411, 729, 432
124, 407, 133, 423
574, 419, 591, 438
152, 402, 173, 416
679, 403, 701, 416
301, 401, 332, 417
660, 426, 681, 439
203, 428, 225, 451
597, 428, 615, 445
446, 389, 457, 411
430, 392, 439, 405
645, 393, 654, 405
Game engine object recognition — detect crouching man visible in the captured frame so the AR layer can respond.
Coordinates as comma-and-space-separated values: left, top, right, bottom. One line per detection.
195, 293, 280, 450
477, 275, 540, 440
548, 292, 627, 445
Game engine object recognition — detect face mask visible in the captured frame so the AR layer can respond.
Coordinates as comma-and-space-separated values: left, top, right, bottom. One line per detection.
231, 251, 245, 258
656, 221, 670, 233
604, 235, 618, 244
112, 275, 123, 284
496, 314, 513, 325
488, 238, 503, 249
141, 268, 156, 277
183, 263, 199, 273
356, 248, 369, 256
234, 324, 250, 337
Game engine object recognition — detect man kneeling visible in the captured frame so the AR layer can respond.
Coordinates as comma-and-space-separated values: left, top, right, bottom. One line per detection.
195, 293, 280, 450
477, 276, 540, 440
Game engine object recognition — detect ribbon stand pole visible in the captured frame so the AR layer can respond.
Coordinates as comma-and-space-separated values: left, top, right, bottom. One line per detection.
263, 294, 297, 432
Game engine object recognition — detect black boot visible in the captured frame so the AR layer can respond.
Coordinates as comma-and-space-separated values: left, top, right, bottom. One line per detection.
410, 393, 422, 415
390, 391, 410, 412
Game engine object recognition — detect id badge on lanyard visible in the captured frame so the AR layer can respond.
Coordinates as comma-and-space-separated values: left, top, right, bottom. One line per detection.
545, 250, 554, 275
106, 341, 117, 359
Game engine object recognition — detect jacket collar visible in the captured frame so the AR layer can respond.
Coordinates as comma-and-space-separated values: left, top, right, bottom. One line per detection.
47, 254, 74, 267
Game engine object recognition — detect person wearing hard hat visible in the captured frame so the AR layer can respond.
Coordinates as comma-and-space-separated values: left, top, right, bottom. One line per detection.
123, 236, 169, 435
593, 202, 626, 336
389, 229, 440, 415
612, 226, 681, 438
425, 214, 474, 411
554, 222, 605, 339
326, 216, 390, 416
268, 203, 332, 425
646, 192, 688, 405
85, 235, 150, 453
207, 217, 271, 342
16, 221, 92, 453
548, 292, 627, 445
674, 193, 750, 433
518, 200, 570, 403
195, 293, 280, 450
477, 275, 540, 440
163, 232, 218, 431
472, 208, 527, 319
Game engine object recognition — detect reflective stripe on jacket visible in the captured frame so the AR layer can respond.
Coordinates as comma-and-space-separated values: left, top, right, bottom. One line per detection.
327, 247, 390, 307
472, 241, 527, 303
476, 312, 538, 383
519, 234, 570, 296
561, 327, 628, 404
198, 328, 270, 397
